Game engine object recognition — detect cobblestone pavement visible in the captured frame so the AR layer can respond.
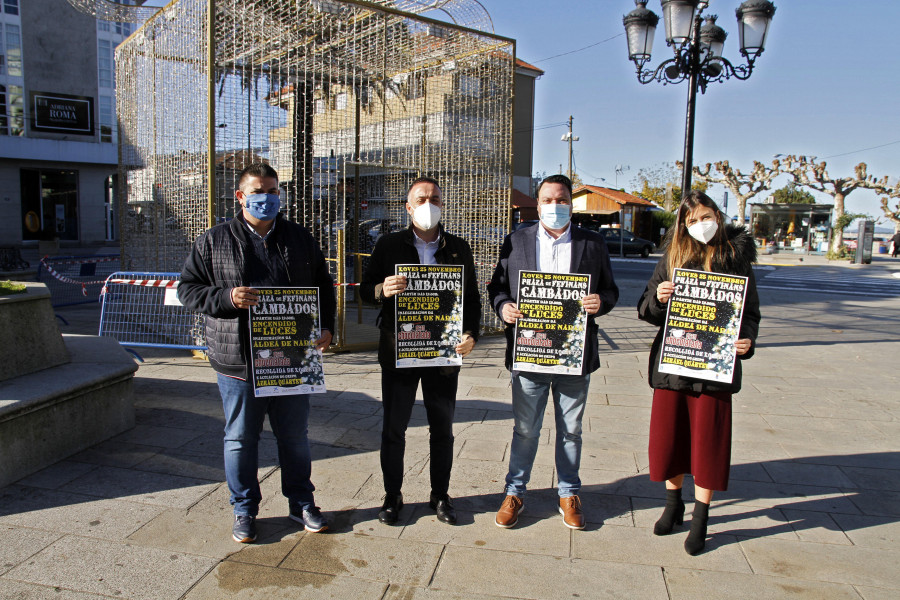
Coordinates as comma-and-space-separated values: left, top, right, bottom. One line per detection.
1, 255, 899, 599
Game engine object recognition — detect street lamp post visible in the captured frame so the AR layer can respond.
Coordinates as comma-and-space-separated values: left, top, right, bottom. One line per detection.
623, 0, 776, 195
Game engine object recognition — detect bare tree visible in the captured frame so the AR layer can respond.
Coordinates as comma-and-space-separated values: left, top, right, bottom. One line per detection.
879, 197, 900, 232
777, 156, 891, 253
872, 177, 900, 233
677, 160, 779, 223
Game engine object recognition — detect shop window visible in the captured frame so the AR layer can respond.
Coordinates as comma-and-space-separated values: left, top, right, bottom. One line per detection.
20, 169, 80, 241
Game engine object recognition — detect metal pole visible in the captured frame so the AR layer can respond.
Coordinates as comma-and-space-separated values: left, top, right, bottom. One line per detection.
354, 92, 362, 324
567, 115, 573, 181
336, 229, 346, 348
618, 206, 624, 257
679, 15, 702, 197
206, 0, 216, 229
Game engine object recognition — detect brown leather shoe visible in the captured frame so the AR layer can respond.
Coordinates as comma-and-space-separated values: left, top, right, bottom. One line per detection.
495, 495, 524, 528
559, 495, 585, 530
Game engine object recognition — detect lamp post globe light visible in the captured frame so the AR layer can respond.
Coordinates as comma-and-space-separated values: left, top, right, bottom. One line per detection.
623, 0, 776, 194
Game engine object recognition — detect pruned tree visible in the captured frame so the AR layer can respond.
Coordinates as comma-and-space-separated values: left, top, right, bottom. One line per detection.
679, 160, 779, 223
777, 155, 893, 253
879, 197, 900, 232
872, 177, 900, 233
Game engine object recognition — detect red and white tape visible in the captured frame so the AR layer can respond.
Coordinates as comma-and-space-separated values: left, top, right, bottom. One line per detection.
39, 257, 107, 296
107, 278, 179, 288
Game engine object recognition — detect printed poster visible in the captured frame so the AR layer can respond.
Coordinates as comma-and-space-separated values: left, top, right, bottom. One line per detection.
512, 270, 591, 375
658, 268, 749, 383
395, 264, 464, 367
248, 287, 325, 396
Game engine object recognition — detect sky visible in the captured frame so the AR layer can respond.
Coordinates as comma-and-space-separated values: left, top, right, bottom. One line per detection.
478, 0, 900, 222
134, 0, 900, 223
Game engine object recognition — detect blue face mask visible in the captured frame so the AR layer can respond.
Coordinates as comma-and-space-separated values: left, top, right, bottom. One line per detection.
243, 193, 280, 221
539, 203, 571, 230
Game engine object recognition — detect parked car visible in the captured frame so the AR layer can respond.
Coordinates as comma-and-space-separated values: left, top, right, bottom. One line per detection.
596, 228, 655, 258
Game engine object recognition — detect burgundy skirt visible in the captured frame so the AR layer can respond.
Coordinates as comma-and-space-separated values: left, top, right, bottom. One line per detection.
648, 388, 733, 491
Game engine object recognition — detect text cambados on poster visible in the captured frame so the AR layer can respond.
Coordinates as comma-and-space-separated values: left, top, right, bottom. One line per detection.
248, 287, 326, 396
658, 268, 749, 383
395, 264, 465, 368
513, 271, 591, 375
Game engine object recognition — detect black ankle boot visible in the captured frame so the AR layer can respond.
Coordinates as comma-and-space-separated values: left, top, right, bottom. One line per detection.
653, 488, 685, 536
684, 501, 710, 555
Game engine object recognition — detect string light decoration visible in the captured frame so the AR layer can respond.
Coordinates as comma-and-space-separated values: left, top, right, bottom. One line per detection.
114, 0, 515, 343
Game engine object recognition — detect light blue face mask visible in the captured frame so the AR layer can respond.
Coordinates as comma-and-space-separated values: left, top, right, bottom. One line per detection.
539, 203, 571, 230
243, 193, 280, 221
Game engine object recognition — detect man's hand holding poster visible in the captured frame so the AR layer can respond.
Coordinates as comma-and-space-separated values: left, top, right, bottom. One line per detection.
513, 271, 591, 375
249, 287, 325, 396
395, 264, 464, 367
658, 268, 749, 383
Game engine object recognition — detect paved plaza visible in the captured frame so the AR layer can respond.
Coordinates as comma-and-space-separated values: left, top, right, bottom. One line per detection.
1, 254, 899, 599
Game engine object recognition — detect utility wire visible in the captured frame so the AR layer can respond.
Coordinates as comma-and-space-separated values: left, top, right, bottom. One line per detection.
821, 138, 900, 159
533, 33, 624, 63
514, 121, 568, 134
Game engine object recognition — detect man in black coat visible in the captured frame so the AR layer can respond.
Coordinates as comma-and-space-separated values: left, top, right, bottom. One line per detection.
360, 177, 481, 526
488, 174, 618, 530
178, 163, 335, 544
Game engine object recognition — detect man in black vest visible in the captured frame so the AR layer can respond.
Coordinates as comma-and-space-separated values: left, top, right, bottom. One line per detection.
360, 177, 481, 526
178, 163, 336, 544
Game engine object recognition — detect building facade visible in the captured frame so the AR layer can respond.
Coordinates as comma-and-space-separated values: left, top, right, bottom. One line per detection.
0, 0, 134, 248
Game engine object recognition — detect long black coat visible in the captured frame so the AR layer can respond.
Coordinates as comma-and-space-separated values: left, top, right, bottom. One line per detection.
637, 225, 761, 394
487, 224, 619, 375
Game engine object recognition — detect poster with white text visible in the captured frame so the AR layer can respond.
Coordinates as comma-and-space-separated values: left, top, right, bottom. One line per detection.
658, 268, 748, 383
249, 287, 325, 396
513, 270, 590, 375
395, 264, 464, 367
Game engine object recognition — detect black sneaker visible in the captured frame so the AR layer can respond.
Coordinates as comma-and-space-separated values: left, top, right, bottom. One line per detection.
232, 515, 257, 543
289, 506, 329, 533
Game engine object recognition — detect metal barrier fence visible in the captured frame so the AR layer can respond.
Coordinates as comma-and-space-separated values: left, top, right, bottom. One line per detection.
99, 272, 207, 353
37, 255, 121, 307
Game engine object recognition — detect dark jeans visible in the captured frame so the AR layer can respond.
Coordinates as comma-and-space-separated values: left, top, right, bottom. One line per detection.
380, 366, 458, 496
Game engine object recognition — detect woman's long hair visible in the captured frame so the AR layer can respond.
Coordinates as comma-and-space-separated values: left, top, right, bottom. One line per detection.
665, 190, 731, 276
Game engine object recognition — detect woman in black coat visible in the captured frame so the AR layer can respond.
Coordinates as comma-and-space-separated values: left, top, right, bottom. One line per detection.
637, 191, 761, 555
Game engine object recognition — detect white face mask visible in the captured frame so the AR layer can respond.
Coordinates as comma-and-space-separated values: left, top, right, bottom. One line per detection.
687, 220, 718, 244
412, 202, 441, 231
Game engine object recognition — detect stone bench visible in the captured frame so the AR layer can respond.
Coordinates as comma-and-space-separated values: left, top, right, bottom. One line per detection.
0, 283, 137, 489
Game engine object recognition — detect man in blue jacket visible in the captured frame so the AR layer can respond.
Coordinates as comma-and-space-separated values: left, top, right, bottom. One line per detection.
178, 163, 336, 544
488, 174, 618, 530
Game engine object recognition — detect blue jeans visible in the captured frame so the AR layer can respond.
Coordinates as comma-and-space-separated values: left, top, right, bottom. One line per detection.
217, 374, 315, 516
505, 371, 590, 498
